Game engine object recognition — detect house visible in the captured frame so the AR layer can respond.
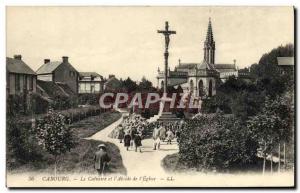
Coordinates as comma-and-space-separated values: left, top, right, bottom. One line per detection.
215, 63, 238, 81
78, 72, 104, 94
104, 75, 123, 91
36, 56, 79, 94
156, 18, 238, 98
238, 67, 252, 81
6, 55, 37, 95
277, 57, 294, 75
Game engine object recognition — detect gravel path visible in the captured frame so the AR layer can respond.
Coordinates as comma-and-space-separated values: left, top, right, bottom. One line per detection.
85, 112, 179, 176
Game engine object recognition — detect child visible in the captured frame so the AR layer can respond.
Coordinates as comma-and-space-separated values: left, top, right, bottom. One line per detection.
166, 129, 175, 144
117, 128, 125, 143
134, 133, 143, 153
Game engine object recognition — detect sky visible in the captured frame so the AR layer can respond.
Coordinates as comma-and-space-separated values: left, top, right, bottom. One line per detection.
6, 6, 294, 84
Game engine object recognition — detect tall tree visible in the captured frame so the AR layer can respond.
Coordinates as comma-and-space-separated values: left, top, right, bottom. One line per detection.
250, 44, 294, 93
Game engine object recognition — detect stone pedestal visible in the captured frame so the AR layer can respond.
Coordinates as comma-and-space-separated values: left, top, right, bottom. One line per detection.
157, 96, 180, 122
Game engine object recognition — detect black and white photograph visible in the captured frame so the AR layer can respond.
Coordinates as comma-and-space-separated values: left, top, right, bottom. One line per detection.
5, 5, 295, 188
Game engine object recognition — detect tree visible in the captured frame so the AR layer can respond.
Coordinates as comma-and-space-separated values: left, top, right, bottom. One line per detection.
247, 95, 293, 173
7, 116, 44, 169
201, 76, 264, 117
122, 77, 138, 93
250, 44, 294, 96
138, 76, 154, 91
35, 109, 76, 175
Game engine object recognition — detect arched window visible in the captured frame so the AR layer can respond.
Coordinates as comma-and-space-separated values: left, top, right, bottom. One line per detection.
161, 80, 164, 89
198, 80, 204, 97
189, 79, 194, 93
208, 80, 213, 97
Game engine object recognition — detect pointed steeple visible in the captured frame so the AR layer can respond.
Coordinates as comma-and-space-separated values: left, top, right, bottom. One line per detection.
205, 18, 214, 45
204, 17, 215, 64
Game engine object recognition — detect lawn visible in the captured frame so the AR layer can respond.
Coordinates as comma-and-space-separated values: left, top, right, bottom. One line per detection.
55, 139, 126, 175
8, 111, 126, 175
70, 111, 121, 138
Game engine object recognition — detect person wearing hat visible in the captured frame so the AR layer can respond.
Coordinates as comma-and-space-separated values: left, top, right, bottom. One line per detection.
130, 126, 137, 148
94, 144, 111, 176
117, 127, 125, 143
159, 124, 167, 142
153, 124, 162, 150
124, 130, 131, 151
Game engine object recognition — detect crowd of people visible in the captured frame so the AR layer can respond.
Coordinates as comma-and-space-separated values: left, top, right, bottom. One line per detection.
110, 113, 184, 152
97, 114, 185, 175
112, 114, 148, 152
151, 121, 182, 150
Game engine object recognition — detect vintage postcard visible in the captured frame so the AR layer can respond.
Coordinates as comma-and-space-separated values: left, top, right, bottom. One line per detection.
6, 6, 295, 188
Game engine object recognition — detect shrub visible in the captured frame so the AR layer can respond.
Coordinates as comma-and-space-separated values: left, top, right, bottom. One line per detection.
31, 93, 49, 114
78, 94, 100, 105
7, 94, 27, 115
35, 109, 77, 174
6, 115, 45, 169
178, 114, 258, 172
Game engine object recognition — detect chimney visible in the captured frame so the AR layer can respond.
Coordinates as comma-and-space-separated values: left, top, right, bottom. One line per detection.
44, 59, 50, 64
62, 56, 69, 63
14, 55, 22, 60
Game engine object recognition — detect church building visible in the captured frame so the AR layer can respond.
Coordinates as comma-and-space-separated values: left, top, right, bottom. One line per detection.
156, 18, 238, 98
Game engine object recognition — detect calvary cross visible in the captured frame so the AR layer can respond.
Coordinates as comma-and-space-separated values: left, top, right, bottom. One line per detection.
157, 21, 176, 94
157, 21, 176, 51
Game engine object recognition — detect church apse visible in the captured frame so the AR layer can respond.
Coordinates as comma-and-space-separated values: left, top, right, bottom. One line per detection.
156, 18, 237, 98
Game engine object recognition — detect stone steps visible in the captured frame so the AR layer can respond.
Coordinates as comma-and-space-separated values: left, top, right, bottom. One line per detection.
157, 112, 180, 122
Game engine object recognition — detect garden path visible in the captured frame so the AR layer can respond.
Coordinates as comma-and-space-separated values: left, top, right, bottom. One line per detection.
85, 111, 179, 176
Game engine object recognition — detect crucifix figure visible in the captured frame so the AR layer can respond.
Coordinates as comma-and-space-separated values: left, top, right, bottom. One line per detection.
157, 21, 176, 94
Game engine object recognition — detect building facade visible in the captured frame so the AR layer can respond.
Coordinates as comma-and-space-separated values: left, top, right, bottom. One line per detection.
6, 55, 37, 95
78, 72, 104, 94
36, 56, 79, 94
157, 18, 238, 98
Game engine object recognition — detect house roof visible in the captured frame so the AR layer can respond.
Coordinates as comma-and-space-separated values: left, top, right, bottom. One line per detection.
36, 61, 62, 74
215, 64, 236, 69
79, 72, 103, 78
6, 57, 36, 75
57, 82, 76, 96
197, 60, 215, 70
104, 77, 122, 89
177, 63, 198, 69
37, 80, 75, 98
176, 61, 236, 72
217, 68, 236, 73
277, 57, 294, 66
168, 78, 188, 87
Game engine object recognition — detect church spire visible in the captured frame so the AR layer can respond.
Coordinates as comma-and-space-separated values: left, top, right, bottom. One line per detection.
204, 17, 215, 64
